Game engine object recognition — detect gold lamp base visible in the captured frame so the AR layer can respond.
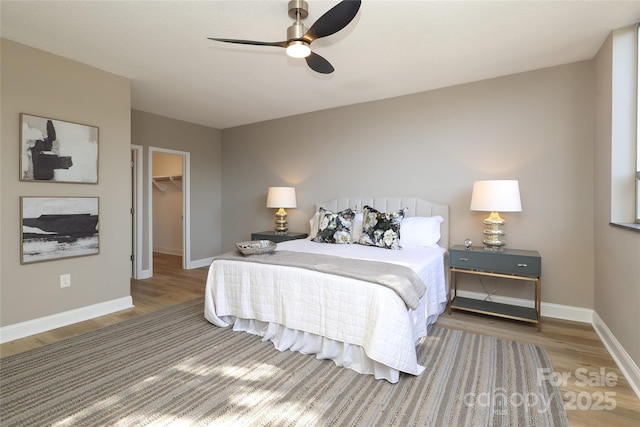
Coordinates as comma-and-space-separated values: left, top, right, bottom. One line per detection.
274, 208, 288, 234
482, 211, 506, 251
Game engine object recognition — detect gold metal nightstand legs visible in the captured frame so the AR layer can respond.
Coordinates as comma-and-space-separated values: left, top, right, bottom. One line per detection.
448, 267, 541, 331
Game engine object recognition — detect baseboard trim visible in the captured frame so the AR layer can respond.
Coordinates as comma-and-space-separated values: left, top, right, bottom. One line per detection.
187, 257, 213, 269
455, 290, 593, 323
0, 296, 134, 344
592, 311, 640, 400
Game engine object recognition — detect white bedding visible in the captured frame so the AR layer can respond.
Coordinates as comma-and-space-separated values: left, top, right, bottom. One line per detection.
204, 239, 448, 382
277, 239, 448, 322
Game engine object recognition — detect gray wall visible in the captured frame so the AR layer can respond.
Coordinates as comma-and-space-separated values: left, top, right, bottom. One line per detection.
594, 28, 640, 366
131, 109, 222, 269
1, 39, 132, 326
221, 61, 595, 309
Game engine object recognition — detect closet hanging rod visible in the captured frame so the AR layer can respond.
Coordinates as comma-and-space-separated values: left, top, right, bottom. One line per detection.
152, 175, 182, 182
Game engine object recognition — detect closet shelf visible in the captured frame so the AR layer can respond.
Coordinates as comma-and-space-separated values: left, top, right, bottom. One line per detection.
153, 175, 182, 192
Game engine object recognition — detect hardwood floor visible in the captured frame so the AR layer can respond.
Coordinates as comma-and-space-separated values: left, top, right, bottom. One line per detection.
1, 253, 639, 426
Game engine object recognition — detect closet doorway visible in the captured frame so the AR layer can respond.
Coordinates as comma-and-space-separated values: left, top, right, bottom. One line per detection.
149, 147, 190, 275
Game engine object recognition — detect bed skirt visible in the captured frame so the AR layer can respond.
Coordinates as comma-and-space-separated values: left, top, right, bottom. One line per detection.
223, 316, 420, 383
426, 301, 447, 327
214, 299, 447, 383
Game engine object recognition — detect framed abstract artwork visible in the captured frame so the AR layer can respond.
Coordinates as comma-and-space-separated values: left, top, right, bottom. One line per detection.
20, 113, 99, 184
20, 197, 100, 264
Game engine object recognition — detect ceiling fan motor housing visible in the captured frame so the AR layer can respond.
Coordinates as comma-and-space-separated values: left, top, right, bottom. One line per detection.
288, 0, 309, 41
287, 21, 308, 40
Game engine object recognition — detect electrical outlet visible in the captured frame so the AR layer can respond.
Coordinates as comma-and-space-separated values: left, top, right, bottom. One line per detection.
60, 274, 71, 288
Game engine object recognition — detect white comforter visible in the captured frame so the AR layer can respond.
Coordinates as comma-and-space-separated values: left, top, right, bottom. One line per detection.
204, 239, 448, 382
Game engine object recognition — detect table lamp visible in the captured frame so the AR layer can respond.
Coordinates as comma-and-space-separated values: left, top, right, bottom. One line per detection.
266, 187, 297, 234
470, 180, 522, 250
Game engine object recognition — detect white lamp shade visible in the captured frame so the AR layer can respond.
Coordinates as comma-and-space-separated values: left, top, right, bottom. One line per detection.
470, 180, 522, 212
266, 187, 297, 208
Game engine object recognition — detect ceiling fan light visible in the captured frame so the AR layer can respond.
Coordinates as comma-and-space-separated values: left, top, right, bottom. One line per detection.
286, 41, 311, 58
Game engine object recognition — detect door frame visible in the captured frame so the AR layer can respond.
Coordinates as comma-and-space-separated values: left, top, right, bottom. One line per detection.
130, 145, 144, 279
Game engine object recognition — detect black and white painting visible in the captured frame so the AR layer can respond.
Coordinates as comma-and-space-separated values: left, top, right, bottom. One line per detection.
20, 114, 99, 184
21, 197, 99, 264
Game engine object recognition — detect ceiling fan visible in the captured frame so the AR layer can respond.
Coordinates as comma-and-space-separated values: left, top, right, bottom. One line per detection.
208, 0, 361, 74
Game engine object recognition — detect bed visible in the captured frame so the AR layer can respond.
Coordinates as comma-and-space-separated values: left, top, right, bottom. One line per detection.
205, 197, 449, 383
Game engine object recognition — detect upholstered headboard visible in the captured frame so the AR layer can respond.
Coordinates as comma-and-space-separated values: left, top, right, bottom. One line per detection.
315, 197, 449, 249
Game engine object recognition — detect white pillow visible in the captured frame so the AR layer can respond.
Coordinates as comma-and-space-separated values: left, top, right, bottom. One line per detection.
308, 212, 320, 239
351, 212, 364, 242
399, 216, 443, 247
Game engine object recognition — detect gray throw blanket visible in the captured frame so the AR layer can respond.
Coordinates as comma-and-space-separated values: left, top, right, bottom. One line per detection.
213, 250, 426, 309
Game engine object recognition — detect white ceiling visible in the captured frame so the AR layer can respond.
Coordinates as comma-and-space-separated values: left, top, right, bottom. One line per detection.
2, 1, 639, 129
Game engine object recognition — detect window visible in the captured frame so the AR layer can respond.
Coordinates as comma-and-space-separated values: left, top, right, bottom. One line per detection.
609, 24, 639, 230
637, 24, 640, 223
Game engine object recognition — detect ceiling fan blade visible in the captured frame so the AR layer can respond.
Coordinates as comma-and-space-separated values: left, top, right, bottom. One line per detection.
303, 0, 361, 42
208, 38, 288, 48
305, 51, 334, 74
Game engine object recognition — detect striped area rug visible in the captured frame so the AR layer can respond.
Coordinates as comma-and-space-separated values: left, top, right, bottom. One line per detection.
1, 298, 568, 426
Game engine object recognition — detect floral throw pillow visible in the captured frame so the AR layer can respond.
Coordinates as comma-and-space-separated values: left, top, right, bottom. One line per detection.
358, 205, 406, 250
312, 208, 356, 244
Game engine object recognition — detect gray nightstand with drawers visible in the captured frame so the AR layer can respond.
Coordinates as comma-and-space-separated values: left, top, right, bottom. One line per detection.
448, 245, 542, 331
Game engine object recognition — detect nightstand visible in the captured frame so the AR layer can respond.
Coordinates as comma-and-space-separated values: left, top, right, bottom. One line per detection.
448, 245, 542, 331
250, 231, 308, 243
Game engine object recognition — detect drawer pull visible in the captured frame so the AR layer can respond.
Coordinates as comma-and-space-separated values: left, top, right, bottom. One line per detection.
458, 257, 469, 262
517, 263, 528, 267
